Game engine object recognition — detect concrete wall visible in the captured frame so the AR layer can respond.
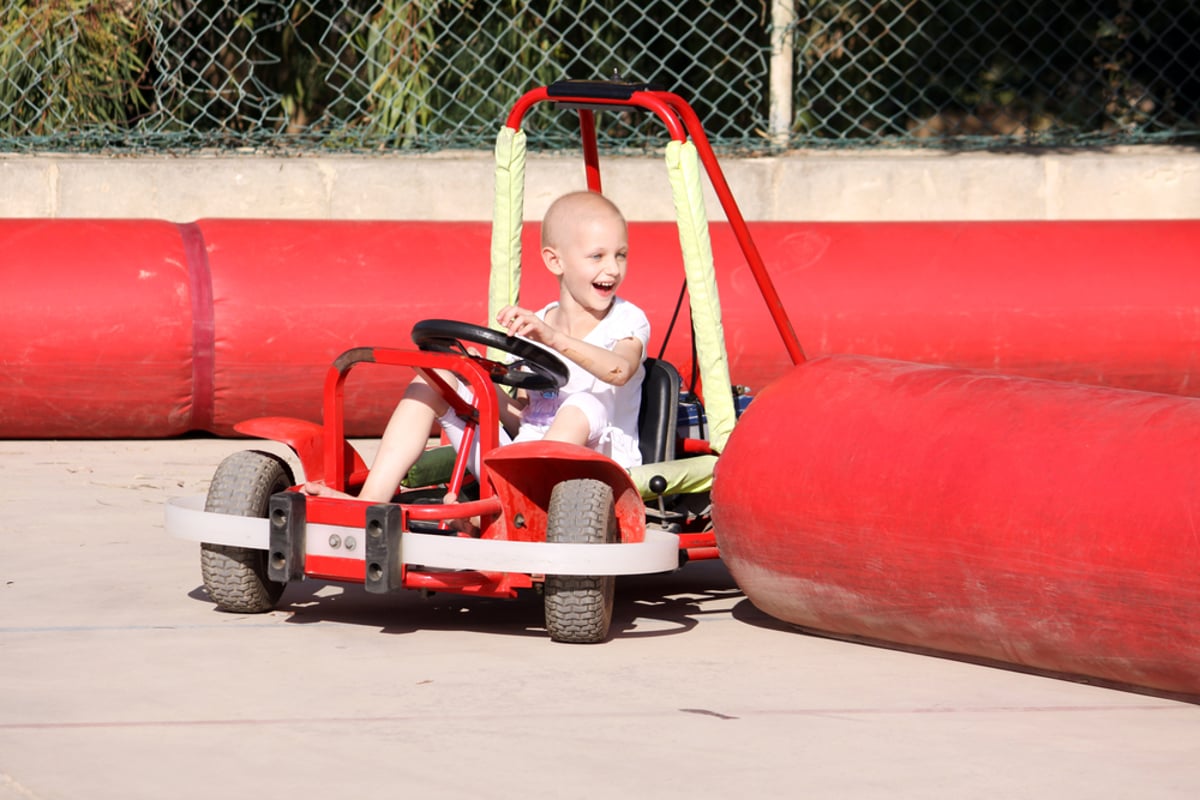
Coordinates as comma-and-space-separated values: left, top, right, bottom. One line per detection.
1, 146, 1197, 222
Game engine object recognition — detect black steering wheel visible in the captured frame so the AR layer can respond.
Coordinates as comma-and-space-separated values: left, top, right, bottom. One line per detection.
411, 319, 569, 391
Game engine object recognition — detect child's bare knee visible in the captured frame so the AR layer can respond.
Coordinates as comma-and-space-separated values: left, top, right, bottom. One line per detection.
544, 405, 591, 446
405, 372, 457, 416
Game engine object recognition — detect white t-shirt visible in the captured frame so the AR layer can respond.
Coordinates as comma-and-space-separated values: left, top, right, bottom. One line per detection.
520, 297, 651, 467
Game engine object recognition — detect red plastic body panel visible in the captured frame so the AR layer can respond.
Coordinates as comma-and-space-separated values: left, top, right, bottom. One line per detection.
404, 569, 531, 597
233, 416, 368, 483
304, 554, 365, 583
712, 355, 1200, 696
483, 440, 647, 543
2, 218, 1199, 438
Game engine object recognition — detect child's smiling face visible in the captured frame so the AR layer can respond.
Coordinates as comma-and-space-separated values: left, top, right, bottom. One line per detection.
541, 193, 629, 319
551, 213, 628, 315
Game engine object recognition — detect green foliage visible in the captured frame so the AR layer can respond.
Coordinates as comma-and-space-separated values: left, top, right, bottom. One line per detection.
424, 0, 768, 149
0, 0, 1195, 151
138, 1, 441, 148
0, 0, 149, 137
357, 0, 437, 143
329, 0, 438, 148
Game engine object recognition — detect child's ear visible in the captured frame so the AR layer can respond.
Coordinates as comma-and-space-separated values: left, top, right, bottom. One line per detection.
541, 245, 564, 276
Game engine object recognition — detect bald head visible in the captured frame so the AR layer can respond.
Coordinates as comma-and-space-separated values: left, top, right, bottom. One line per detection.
541, 191, 627, 249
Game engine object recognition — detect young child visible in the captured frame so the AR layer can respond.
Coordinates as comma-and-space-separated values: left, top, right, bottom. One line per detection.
308, 190, 650, 503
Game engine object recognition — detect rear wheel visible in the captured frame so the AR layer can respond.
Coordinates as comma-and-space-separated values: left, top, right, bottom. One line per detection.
200, 450, 293, 613
543, 478, 618, 643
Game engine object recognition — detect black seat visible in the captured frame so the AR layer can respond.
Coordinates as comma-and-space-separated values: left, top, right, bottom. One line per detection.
637, 358, 680, 465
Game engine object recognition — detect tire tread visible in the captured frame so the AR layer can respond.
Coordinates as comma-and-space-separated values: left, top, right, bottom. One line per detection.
544, 478, 617, 643
199, 450, 292, 613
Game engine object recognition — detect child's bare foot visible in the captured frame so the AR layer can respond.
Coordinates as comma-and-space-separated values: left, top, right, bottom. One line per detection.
303, 481, 355, 500
442, 491, 481, 536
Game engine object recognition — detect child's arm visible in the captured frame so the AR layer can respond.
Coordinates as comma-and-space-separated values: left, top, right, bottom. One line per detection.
498, 387, 527, 433
556, 335, 643, 386
498, 305, 643, 386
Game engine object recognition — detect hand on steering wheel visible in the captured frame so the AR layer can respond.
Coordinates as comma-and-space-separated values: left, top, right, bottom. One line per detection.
411, 319, 569, 391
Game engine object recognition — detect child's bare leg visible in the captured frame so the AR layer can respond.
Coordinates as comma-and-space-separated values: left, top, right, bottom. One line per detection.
306, 376, 451, 502
358, 379, 447, 501
541, 404, 592, 447
436, 383, 520, 534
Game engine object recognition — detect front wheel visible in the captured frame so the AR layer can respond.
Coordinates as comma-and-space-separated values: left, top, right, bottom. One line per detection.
543, 478, 618, 643
200, 450, 294, 612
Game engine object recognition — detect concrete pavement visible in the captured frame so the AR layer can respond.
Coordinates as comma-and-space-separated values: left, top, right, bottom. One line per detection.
2, 438, 1198, 799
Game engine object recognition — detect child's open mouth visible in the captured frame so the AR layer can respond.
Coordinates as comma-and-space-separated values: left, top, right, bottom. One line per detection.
593, 281, 615, 293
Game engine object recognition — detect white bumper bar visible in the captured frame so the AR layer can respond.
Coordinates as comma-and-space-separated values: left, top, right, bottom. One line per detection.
166, 495, 679, 576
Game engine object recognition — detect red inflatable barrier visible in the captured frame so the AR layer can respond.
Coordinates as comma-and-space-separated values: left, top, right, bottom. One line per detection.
712, 356, 1200, 696
0, 220, 194, 438
718, 219, 1200, 396
198, 219, 487, 435
1, 218, 1198, 438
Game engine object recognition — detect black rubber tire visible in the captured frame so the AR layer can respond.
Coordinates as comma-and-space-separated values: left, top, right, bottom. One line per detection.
543, 478, 618, 643
199, 450, 294, 613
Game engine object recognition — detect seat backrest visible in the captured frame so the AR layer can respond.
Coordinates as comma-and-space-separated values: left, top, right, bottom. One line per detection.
637, 358, 680, 465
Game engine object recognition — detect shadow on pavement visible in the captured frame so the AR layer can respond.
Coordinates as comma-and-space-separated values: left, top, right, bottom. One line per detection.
186, 558, 747, 642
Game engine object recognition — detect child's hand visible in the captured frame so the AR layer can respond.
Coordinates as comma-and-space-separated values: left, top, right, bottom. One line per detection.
497, 305, 556, 346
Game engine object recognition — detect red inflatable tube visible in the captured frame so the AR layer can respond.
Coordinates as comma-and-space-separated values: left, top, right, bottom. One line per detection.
712, 356, 1200, 696
0, 219, 487, 437
1, 218, 1198, 438
0, 220, 194, 438
699, 219, 1200, 396
198, 219, 486, 435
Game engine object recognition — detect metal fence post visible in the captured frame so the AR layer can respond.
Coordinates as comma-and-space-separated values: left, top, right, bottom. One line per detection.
768, 0, 796, 149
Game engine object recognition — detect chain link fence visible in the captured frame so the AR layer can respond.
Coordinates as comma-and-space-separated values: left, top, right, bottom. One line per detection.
1, 1, 1196, 154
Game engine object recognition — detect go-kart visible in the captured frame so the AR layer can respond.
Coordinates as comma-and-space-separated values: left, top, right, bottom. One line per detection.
165, 79, 805, 642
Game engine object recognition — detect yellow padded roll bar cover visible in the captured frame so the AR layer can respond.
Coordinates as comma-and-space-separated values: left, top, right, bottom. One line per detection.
665, 140, 736, 452
489, 126, 527, 334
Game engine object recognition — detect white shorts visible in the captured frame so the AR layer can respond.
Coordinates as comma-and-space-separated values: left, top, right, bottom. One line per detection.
437, 385, 641, 473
